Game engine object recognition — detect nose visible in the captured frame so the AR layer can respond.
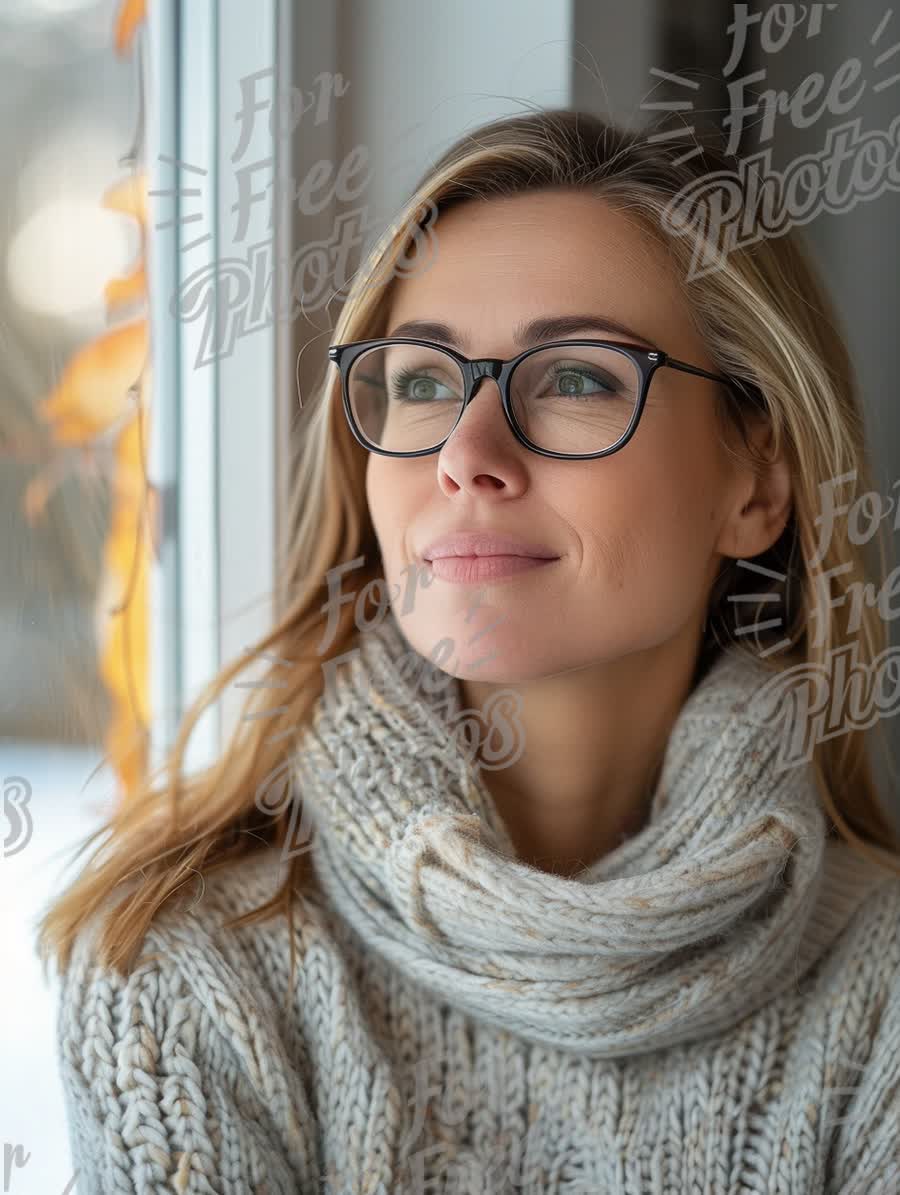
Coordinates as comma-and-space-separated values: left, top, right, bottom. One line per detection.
448, 368, 510, 445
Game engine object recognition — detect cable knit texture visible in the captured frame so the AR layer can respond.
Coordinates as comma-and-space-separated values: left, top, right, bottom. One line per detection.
56, 609, 900, 1193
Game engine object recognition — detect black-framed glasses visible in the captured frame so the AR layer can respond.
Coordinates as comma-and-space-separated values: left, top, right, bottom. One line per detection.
327, 337, 760, 460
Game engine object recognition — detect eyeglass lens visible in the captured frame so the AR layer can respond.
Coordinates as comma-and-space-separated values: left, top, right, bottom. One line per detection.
346, 343, 641, 455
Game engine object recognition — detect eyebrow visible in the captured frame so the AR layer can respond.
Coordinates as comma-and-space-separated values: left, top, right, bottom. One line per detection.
385, 314, 656, 352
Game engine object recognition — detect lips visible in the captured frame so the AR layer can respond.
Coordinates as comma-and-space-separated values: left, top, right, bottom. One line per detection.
428, 555, 558, 583
422, 531, 559, 561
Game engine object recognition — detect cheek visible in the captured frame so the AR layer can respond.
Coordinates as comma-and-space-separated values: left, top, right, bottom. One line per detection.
366, 458, 405, 543
365, 458, 431, 577
364, 456, 384, 528
575, 463, 717, 595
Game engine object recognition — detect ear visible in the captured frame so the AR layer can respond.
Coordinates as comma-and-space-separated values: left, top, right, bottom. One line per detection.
716, 418, 793, 562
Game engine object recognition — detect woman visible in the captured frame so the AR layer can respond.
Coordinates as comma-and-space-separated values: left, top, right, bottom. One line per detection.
39, 109, 900, 1193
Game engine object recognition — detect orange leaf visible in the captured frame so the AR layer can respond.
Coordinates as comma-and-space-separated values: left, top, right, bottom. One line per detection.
101, 499, 143, 589
114, 374, 151, 469
107, 372, 152, 505
105, 261, 147, 310
96, 527, 149, 719
104, 702, 149, 796
102, 172, 147, 228
110, 418, 145, 505
114, 0, 147, 56
37, 320, 148, 445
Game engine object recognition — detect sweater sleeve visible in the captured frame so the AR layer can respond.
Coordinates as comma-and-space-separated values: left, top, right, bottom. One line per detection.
56, 911, 321, 1195
825, 882, 900, 1195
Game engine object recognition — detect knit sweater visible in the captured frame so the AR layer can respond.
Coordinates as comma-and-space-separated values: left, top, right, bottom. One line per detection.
56, 610, 900, 1194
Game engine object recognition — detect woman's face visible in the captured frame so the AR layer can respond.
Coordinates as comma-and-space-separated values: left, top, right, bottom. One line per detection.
365, 188, 776, 683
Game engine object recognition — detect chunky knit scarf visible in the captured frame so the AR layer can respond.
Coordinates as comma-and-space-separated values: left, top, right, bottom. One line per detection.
293, 608, 884, 1060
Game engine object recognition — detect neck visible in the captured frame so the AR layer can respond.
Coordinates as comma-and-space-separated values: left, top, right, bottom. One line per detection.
459, 626, 706, 876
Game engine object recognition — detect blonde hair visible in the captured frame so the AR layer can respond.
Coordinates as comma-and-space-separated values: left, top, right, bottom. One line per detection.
37, 107, 900, 999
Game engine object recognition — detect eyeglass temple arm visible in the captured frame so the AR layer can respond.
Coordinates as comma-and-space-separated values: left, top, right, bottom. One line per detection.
663, 356, 766, 408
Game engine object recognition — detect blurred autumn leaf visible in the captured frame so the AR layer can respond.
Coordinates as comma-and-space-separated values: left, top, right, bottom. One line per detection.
114, 0, 147, 57
26, 0, 152, 794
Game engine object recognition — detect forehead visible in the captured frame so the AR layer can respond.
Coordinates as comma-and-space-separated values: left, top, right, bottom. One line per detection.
385, 189, 693, 355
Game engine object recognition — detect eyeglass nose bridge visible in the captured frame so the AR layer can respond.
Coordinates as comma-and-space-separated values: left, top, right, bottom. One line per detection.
464, 359, 504, 407
443, 358, 508, 448
469, 358, 503, 384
